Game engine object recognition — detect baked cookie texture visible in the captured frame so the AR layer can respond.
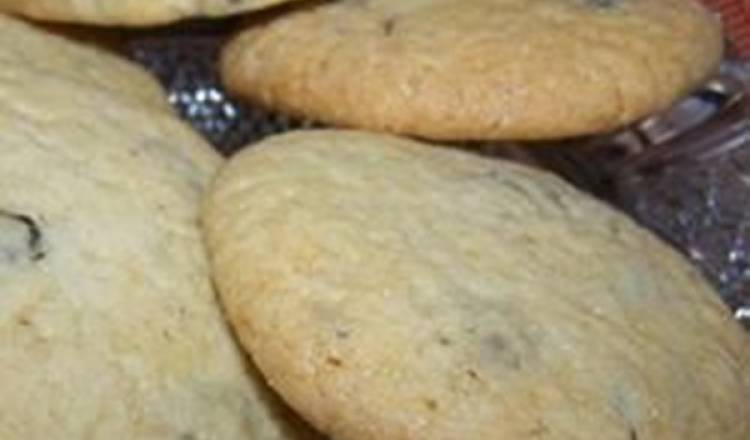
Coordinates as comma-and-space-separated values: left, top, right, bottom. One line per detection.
0, 15, 169, 111
0, 0, 300, 25
0, 16, 319, 440
222, 0, 723, 141
204, 130, 749, 440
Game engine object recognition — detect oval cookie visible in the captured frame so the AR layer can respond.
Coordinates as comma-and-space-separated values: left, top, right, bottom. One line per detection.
222, 0, 723, 141
204, 130, 748, 440
0, 0, 301, 25
0, 16, 319, 440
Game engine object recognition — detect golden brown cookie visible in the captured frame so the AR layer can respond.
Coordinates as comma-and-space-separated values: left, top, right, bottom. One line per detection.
204, 129, 748, 440
0, 0, 301, 25
0, 16, 319, 440
221, 0, 723, 141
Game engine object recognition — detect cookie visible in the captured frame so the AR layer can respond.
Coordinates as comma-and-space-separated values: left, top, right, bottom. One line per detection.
0, 17, 170, 112
221, 0, 723, 141
0, 0, 300, 25
0, 16, 320, 439
203, 130, 749, 440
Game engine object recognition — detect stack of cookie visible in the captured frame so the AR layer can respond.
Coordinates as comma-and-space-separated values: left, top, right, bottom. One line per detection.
0, 1, 747, 440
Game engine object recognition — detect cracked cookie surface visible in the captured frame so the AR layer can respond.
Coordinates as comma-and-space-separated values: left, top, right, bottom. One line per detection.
222, 0, 722, 141
0, 16, 320, 440
204, 130, 748, 440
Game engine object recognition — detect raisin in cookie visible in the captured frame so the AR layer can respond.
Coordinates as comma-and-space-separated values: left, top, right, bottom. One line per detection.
222, 0, 723, 141
203, 130, 748, 440
0, 16, 319, 440
0, 0, 300, 25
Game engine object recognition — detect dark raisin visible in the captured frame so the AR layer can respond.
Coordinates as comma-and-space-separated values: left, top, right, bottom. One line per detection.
383, 17, 397, 35
437, 335, 452, 346
466, 369, 480, 380
587, 0, 621, 9
326, 356, 343, 367
0, 210, 46, 263
423, 398, 439, 411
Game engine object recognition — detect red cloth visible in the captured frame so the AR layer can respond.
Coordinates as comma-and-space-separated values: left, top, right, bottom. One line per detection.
702, 0, 750, 57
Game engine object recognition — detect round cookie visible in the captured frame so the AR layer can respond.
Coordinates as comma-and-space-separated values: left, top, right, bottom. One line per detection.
221, 0, 723, 141
0, 0, 301, 25
204, 130, 749, 440
0, 16, 320, 440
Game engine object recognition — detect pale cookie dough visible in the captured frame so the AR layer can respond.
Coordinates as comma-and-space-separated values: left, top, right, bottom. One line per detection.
204, 130, 749, 440
0, 14, 169, 111
0, 0, 301, 25
222, 0, 723, 141
0, 16, 319, 440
